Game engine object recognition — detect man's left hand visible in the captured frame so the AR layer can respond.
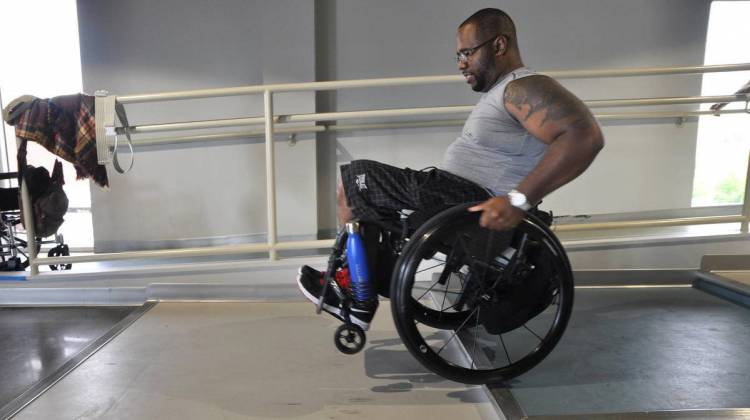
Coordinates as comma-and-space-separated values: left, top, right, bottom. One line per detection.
468, 196, 525, 230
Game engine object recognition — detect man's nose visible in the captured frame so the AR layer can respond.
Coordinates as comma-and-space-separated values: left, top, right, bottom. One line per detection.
457, 59, 467, 71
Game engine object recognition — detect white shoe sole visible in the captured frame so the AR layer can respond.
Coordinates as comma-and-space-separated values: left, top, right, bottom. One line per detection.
296, 268, 370, 331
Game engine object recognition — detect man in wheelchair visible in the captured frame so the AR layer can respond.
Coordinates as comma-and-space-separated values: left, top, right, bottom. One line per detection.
298, 8, 604, 333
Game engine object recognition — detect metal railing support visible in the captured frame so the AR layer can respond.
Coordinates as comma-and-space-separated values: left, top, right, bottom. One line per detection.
20, 180, 38, 275
264, 90, 278, 260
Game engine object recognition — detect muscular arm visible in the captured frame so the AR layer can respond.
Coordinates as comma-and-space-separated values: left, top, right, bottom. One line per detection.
469, 75, 603, 230
504, 75, 604, 204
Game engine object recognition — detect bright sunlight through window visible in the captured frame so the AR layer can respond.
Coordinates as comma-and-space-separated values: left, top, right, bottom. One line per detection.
692, 1, 750, 207
0, 0, 93, 249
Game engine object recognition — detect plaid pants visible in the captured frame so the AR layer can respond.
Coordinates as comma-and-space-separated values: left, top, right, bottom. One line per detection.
340, 159, 490, 223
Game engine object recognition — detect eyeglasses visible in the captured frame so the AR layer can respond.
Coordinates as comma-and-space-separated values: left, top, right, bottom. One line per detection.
455, 36, 497, 63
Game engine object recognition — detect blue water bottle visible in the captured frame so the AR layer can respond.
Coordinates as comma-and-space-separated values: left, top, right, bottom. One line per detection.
345, 222, 374, 301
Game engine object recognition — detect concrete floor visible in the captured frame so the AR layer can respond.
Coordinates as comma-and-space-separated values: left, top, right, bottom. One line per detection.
0, 306, 138, 415
504, 286, 750, 416
14, 301, 499, 420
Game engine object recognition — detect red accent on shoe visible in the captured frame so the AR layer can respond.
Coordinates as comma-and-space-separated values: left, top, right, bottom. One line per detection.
336, 267, 351, 291
316, 268, 352, 291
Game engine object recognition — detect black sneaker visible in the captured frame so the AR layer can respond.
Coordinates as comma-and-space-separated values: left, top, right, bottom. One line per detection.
297, 265, 379, 331
297, 265, 344, 322
349, 298, 379, 331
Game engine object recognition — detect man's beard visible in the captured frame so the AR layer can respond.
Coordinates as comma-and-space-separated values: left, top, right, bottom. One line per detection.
470, 57, 495, 92
471, 75, 486, 92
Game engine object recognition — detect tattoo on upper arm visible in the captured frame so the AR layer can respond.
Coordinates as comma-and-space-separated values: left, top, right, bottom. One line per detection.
505, 76, 593, 131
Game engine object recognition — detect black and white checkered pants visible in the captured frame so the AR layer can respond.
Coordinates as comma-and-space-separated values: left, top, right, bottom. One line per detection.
340, 159, 490, 223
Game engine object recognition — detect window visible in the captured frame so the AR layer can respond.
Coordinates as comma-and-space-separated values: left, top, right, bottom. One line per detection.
692, 1, 750, 207
0, 0, 93, 249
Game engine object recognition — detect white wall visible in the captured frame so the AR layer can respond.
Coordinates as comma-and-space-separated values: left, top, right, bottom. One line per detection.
78, 0, 712, 249
77, 0, 318, 252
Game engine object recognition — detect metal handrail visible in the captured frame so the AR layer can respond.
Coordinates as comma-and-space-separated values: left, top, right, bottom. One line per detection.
37, 214, 749, 266
26, 63, 750, 270
121, 95, 749, 135
121, 109, 750, 147
117, 63, 750, 104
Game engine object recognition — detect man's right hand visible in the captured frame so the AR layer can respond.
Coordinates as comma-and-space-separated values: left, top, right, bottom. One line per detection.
468, 197, 525, 231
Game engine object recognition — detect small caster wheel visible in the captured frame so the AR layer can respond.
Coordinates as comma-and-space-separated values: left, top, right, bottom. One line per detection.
334, 323, 366, 354
48, 244, 72, 271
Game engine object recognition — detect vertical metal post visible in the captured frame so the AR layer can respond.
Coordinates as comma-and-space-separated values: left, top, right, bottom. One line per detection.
0, 87, 11, 174
20, 171, 38, 275
264, 90, 278, 260
742, 151, 750, 233
4, 88, 40, 275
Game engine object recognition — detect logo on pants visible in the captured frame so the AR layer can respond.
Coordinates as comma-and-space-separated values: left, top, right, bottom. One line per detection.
355, 174, 368, 191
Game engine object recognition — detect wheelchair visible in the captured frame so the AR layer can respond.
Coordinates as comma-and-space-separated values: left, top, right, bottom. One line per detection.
317, 202, 574, 385
0, 172, 72, 272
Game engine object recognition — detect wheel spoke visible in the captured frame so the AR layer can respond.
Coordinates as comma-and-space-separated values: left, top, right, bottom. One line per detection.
438, 301, 468, 312
436, 304, 481, 356
414, 265, 460, 301
497, 334, 512, 366
412, 286, 462, 297
417, 261, 445, 274
522, 324, 543, 342
415, 279, 444, 301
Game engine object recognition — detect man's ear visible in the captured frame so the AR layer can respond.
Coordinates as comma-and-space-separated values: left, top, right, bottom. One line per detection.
495, 35, 507, 56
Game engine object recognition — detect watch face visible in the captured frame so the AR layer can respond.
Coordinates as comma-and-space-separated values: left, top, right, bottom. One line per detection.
509, 192, 526, 206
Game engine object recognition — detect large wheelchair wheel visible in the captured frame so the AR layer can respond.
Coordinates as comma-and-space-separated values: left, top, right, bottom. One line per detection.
390, 203, 574, 384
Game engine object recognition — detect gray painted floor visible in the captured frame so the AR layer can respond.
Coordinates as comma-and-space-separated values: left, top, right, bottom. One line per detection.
13, 302, 499, 420
504, 286, 750, 416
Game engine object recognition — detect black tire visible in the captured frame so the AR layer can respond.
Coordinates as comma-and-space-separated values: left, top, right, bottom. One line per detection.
334, 323, 366, 355
390, 203, 574, 384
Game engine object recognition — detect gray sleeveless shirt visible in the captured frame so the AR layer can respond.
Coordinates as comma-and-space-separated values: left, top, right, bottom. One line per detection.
441, 67, 547, 195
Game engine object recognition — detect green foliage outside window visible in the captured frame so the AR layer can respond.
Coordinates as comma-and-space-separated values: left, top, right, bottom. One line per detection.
693, 171, 747, 206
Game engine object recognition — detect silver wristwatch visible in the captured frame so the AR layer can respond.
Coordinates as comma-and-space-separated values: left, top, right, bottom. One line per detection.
508, 189, 532, 211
